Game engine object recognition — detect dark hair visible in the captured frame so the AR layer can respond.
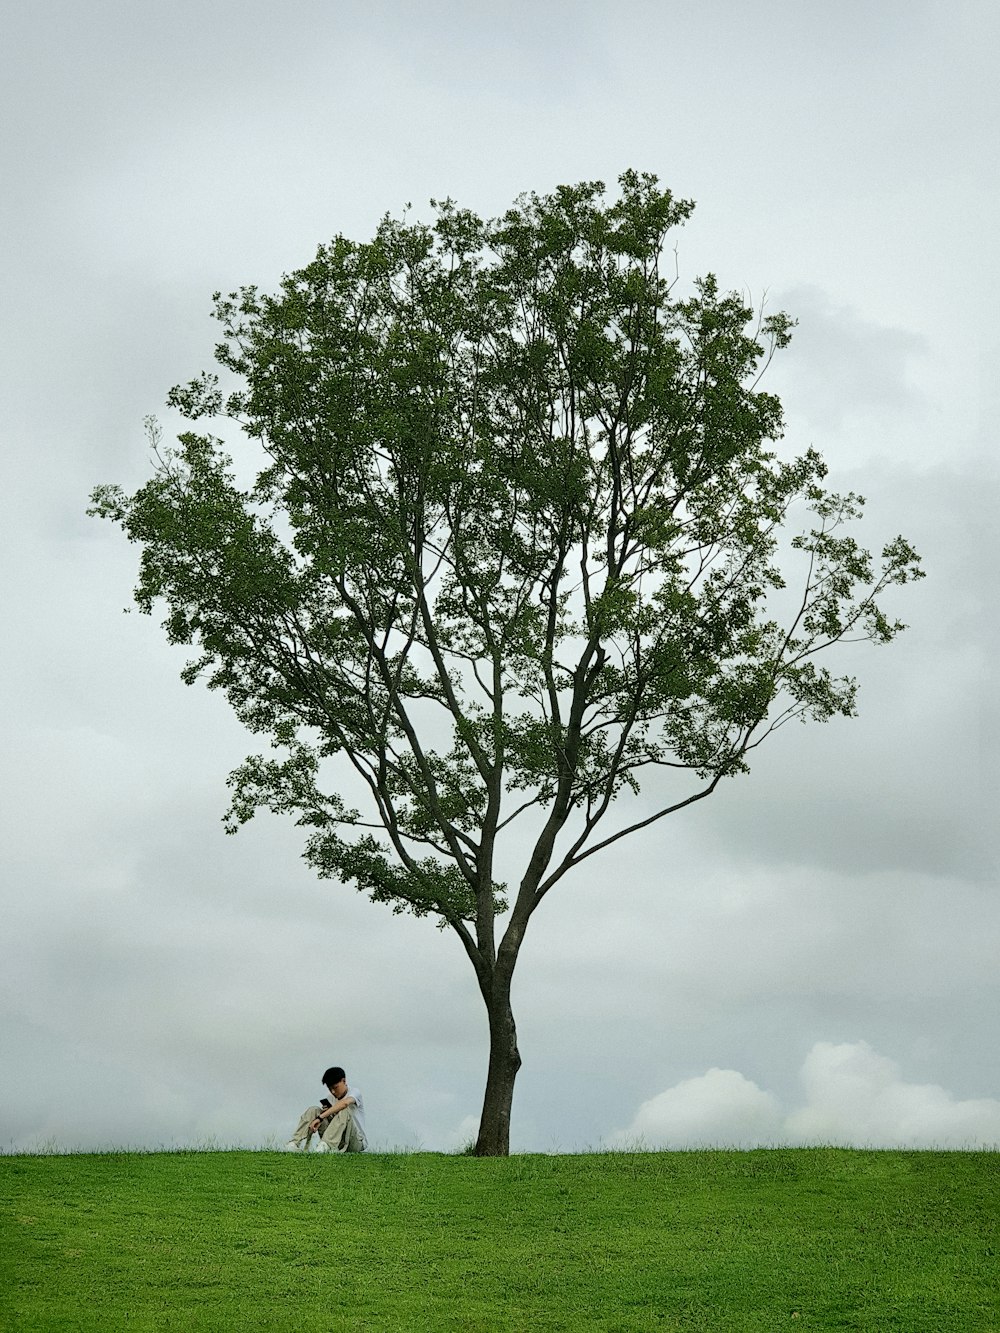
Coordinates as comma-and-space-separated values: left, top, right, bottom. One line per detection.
322, 1066, 346, 1089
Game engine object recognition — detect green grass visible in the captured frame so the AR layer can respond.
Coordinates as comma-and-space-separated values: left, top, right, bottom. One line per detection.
1, 1149, 997, 1331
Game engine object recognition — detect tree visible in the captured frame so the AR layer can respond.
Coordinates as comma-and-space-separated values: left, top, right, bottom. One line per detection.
90, 172, 922, 1155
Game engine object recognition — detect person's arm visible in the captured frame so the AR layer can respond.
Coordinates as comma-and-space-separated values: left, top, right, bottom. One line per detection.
310, 1094, 357, 1129
322, 1094, 356, 1117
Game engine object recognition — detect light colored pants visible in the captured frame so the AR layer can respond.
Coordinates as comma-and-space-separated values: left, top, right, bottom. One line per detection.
290, 1104, 366, 1152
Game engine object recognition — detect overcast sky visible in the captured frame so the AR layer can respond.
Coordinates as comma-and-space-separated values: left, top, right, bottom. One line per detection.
2, 0, 998, 1154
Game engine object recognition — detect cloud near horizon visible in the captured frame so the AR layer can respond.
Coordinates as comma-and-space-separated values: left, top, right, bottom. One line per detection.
608, 1041, 1000, 1150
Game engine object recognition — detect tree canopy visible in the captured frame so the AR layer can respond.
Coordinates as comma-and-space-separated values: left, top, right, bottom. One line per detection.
91, 171, 922, 1153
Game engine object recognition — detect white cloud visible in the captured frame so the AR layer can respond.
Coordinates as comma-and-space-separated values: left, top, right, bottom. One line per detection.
609, 1042, 1000, 1150
785, 1041, 1000, 1149
607, 1068, 783, 1149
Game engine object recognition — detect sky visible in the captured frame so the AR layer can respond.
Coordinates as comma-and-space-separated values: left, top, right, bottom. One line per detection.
2, 0, 998, 1154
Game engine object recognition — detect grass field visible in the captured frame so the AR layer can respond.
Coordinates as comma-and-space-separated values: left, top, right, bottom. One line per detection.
1, 1148, 997, 1331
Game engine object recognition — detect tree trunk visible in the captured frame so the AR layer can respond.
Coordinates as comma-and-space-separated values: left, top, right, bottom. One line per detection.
474, 972, 521, 1156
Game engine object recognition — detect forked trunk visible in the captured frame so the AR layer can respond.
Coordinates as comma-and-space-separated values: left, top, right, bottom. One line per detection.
474, 974, 521, 1156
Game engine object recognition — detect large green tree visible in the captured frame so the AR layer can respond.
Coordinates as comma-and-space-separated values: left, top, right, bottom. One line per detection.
91, 172, 922, 1154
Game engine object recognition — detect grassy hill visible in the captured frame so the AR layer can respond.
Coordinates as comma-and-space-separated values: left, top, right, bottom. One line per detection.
2, 1148, 997, 1330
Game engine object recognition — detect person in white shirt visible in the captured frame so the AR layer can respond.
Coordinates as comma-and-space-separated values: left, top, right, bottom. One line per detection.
284, 1065, 366, 1152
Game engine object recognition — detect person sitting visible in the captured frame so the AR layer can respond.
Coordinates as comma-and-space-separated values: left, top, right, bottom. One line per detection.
283, 1065, 366, 1152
